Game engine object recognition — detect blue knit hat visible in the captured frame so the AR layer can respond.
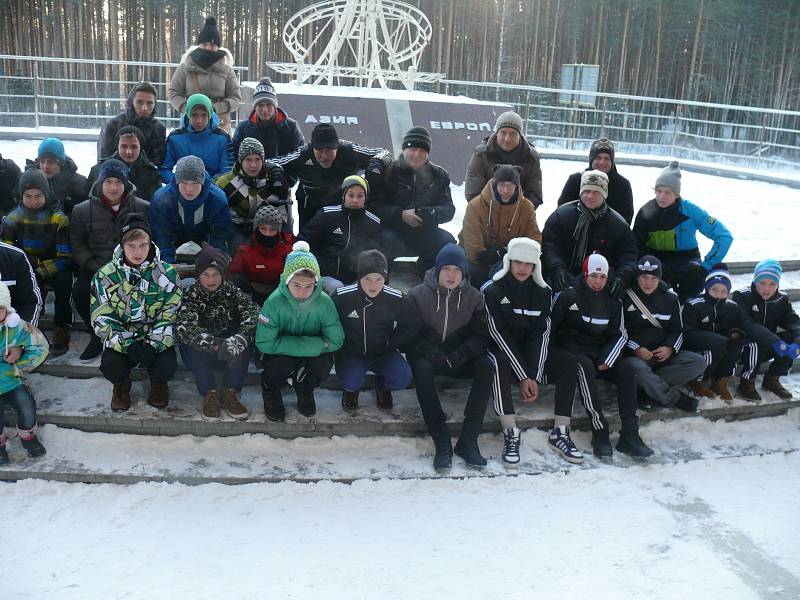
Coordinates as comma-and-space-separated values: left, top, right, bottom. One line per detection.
435, 243, 469, 279
753, 258, 782, 285
37, 138, 66, 163
98, 158, 129, 186
705, 263, 732, 293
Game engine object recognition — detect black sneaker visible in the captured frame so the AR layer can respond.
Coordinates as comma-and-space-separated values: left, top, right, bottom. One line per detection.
502, 427, 521, 467
79, 335, 104, 361
20, 436, 46, 458
0, 445, 8, 465
548, 426, 584, 464
616, 431, 654, 458
676, 392, 699, 413
638, 389, 656, 411
591, 428, 613, 458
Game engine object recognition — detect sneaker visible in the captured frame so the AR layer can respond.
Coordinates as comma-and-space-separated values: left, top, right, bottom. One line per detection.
201, 389, 221, 421
221, 388, 249, 420
79, 335, 104, 361
591, 428, 613, 458
501, 427, 521, 467
709, 377, 733, 402
0, 445, 8, 465
616, 431, 654, 458
686, 379, 716, 398
738, 378, 762, 402
20, 435, 46, 459
51, 326, 70, 357
676, 391, 699, 413
762, 375, 793, 399
548, 426, 584, 464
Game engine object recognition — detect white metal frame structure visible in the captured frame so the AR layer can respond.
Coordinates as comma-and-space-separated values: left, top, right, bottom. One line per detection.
267, 0, 443, 90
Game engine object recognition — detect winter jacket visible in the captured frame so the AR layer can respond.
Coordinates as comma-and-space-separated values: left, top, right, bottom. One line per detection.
176, 280, 260, 354
86, 152, 162, 201
0, 242, 43, 324
70, 186, 149, 274
255, 276, 345, 357
168, 46, 241, 117
682, 293, 745, 338
406, 268, 489, 360
229, 232, 295, 287
482, 273, 552, 383
557, 166, 634, 225
25, 157, 87, 217
0, 316, 48, 395
1, 191, 71, 281
160, 111, 233, 183
299, 204, 382, 282
367, 156, 455, 229
550, 279, 628, 367
464, 134, 543, 206
214, 161, 289, 229
97, 87, 167, 166
91, 244, 182, 354
231, 107, 305, 162
458, 180, 540, 264
622, 284, 683, 352
0, 155, 22, 217
733, 284, 800, 347
148, 174, 232, 263
541, 200, 638, 288
633, 198, 732, 272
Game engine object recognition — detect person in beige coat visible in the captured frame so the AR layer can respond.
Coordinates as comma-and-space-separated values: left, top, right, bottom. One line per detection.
458, 164, 541, 288
168, 17, 241, 134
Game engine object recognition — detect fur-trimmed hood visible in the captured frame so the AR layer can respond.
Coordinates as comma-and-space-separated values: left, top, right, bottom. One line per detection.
180, 45, 235, 71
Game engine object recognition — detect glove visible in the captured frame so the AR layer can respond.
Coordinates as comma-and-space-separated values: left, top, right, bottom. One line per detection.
414, 206, 437, 225
728, 328, 746, 341
786, 343, 800, 360
772, 339, 789, 357
476, 247, 502, 267
366, 158, 385, 177
138, 344, 157, 369
445, 350, 467, 371
430, 349, 450, 369
608, 277, 626, 300
125, 341, 145, 366
217, 334, 249, 363
688, 261, 708, 284
414, 339, 438, 361
552, 270, 574, 291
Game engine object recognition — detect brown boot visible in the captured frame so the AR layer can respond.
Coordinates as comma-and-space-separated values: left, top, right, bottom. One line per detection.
148, 378, 169, 409
111, 379, 132, 412
51, 326, 70, 357
221, 388, 249, 420
710, 377, 733, 403
201, 389, 221, 421
762, 375, 793, 399
738, 378, 762, 402
686, 379, 716, 399
375, 387, 393, 411
342, 390, 359, 412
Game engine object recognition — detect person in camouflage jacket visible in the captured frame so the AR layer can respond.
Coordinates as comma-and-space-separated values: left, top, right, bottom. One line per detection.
91, 213, 182, 412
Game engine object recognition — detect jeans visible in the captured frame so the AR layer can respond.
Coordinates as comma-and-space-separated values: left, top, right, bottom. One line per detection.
179, 343, 252, 395
0, 384, 37, 431
335, 350, 413, 392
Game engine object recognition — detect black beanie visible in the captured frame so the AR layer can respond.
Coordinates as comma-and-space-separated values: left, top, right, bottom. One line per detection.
195, 244, 230, 278
589, 138, 615, 165
402, 126, 431, 153
117, 212, 150, 239
17, 168, 50, 197
98, 159, 130, 186
197, 16, 222, 47
493, 164, 521, 186
357, 249, 388, 279
311, 123, 339, 150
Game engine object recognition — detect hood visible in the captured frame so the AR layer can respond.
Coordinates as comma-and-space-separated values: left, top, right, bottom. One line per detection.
181, 110, 220, 132
111, 238, 161, 273
26, 156, 80, 176
422, 267, 470, 293
124, 84, 158, 120
181, 45, 235, 70
277, 272, 323, 306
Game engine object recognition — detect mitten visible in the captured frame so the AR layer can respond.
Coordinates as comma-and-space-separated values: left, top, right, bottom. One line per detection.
476, 247, 502, 267
608, 277, 626, 300
772, 339, 789, 357
552, 270, 574, 292
366, 158, 385, 177
138, 344, 157, 369
218, 334, 248, 362
446, 350, 467, 371
430, 349, 450, 369
125, 341, 144, 366
786, 343, 800, 360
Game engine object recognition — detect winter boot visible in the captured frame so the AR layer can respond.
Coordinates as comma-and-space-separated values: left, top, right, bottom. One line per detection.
19, 429, 46, 459
616, 429, 654, 458
201, 389, 221, 421
0, 445, 8, 465
454, 421, 486, 468
375, 385, 393, 411
676, 391, 699, 413
710, 377, 734, 402
591, 428, 613, 458
762, 374, 793, 399
295, 382, 317, 417
79, 334, 104, 361
547, 426, 584, 464
51, 326, 70, 357
431, 424, 453, 470
262, 387, 286, 422
111, 379, 132, 412
738, 378, 762, 402
501, 427, 522, 467
686, 379, 716, 399
341, 390, 359, 412
148, 378, 169, 409
221, 388, 249, 421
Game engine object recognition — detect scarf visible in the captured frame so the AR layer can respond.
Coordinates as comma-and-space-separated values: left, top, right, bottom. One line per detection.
190, 47, 227, 71
571, 201, 608, 273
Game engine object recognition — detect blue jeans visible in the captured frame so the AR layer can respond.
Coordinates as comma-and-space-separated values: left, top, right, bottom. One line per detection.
179, 343, 252, 395
0, 384, 37, 431
335, 351, 413, 392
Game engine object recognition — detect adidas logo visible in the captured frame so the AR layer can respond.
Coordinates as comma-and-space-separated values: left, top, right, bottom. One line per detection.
500, 297, 510, 305
569, 303, 579, 311
627, 304, 636, 311
347, 310, 359, 318
304, 159, 313, 165
752, 305, 759, 312
332, 227, 344, 235
701, 316, 709, 323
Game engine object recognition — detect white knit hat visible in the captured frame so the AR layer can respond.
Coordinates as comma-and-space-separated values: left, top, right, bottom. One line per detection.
0, 283, 11, 309
492, 238, 548, 288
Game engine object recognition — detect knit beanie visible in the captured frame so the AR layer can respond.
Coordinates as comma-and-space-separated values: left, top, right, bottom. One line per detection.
583, 253, 609, 278
311, 123, 339, 150
492, 237, 547, 288
282, 241, 320, 284
494, 111, 524, 135
341, 174, 369, 199
252, 77, 278, 108
116, 125, 145, 149
117, 212, 151, 239
197, 16, 222, 47
753, 258, 782, 285
636, 255, 663, 280
402, 126, 432, 153
174, 156, 206, 184
98, 158, 130, 186
195, 244, 230, 278
252, 203, 285, 231
493, 164, 521, 187
357, 249, 388, 279
237, 137, 265, 165
37, 138, 66, 163
185, 93, 214, 119
704, 263, 732, 293
655, 160, 682, 195
434, 243, 469, 279
0, 283, 11, 310
580, 169, 609, 200
17, 168, 50, 197
589, 138, 615, 164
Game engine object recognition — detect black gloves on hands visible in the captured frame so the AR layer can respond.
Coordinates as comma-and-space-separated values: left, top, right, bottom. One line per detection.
126, 341, 157, 368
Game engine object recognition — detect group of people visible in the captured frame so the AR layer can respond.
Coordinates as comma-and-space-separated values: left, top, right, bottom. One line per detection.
0, 18, 798, 470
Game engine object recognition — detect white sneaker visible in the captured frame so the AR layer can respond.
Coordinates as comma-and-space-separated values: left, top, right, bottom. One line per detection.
502, 427, 521, 467
548, 426, 584, 464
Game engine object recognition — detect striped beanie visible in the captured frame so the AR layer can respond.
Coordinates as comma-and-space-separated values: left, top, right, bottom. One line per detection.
282, 241, 320, 284
704, 263, 732, 293
753, 258, 781, 285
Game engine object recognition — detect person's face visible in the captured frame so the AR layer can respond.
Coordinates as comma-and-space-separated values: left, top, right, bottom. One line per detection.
586, 272, 608, 291
580, 189, 605, 210
496, 127, 521, 152
199, 267, 223, 292
21, 188, 46, 210
343, 185, 366, 209
288, 275, 316, 301
178, 181, 203, 201
707, 283, 729, 300
360, 273, 385, 298
510, 260, 533, 282
496, 181, 517, 202
655, 186, 678, 208
438, 265, 463, 290
189, 106, 209, 131
258, 223, 279, 237
255, 102, 276, 121
403, 146, 429, 170
313, 147, 337, 168
199, 41, 219, 52
102, 177, 125, 203
242, 154, 263, 177
756, 278, 778, 300
38, 156, 60, 178
591, 153, 613, 173
118, 135, 141, 164
638, 273, 660, 295
132, 91, 156, 118
123, 236, 150, 266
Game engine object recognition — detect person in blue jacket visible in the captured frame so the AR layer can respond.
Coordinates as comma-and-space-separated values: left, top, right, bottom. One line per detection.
160, 93, 232, 183
632, 161, 732, 302
149, 155, 232, 263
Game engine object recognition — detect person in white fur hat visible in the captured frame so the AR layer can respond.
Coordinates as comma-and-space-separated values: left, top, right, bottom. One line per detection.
0, 283, 49, 464
481, 237, 552, 466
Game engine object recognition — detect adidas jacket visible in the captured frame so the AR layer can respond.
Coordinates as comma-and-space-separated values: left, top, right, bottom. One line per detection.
622, 284, 683, 352
732, 284, 800, 347
0, 241, 43, 325
682, 292, 744, 338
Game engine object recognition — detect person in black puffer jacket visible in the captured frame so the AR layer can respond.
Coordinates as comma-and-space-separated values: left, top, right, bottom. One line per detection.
87, 126, 162, 201
0, 153, 22, 218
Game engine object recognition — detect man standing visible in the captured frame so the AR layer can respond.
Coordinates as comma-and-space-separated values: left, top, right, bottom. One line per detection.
98, 82, 167, 167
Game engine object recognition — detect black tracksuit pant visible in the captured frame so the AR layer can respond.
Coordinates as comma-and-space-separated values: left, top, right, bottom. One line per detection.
741, 330, 796, 379
100, 347, 177, 384
683, 330, 746, 380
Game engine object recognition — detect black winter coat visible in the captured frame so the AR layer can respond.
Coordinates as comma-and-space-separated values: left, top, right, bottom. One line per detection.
86, 152, 162, 201
97, 89, 167, 166
682, 293, 744, 337
557, 166, 634, 224
0, 241, 42, 324
0, 155, 21, 217
25, 157, 87, 217
733, 285, 800, 347
622, 284, 683, 352
231, 108, 305, 163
